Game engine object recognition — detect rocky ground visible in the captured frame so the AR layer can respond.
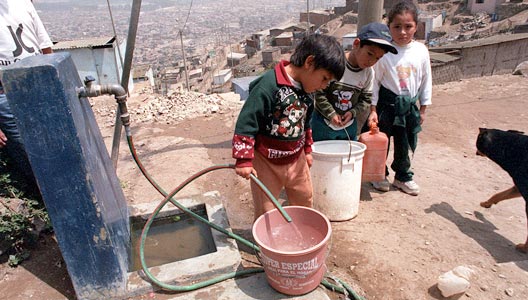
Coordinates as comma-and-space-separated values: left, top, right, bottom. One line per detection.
2, 2, 528, 297
2, 72, 528, 300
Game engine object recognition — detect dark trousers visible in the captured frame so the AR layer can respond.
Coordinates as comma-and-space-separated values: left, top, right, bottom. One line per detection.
386, 126, 414, 182
365, 104, 414, 182
311, 111, 358, 142
0, 94, 40, 196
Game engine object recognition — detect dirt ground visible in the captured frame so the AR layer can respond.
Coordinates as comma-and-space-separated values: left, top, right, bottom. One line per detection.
1, 74, 528, 300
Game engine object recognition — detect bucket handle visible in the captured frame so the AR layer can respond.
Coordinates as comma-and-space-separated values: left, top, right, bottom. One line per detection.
342, 128, 353, 162
341, 156, 355, 173
341, 128, 355, 173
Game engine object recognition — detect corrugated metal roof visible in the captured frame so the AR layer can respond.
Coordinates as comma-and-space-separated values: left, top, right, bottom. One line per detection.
342, 32, 357, 38
257, 29, 270, 36
232, 76, 259, 90
310, 9, 332, 15
272, 21, 311, 31
262, 48, 280, 53
214, 69, 231, 76
430, 32, 528, 50
276, 32, 294, 39
429, 51, 460, 63
52, 36, 115, 50
227, 52, 247, 60
271, 22, 298, 30
188, 68, 203, 76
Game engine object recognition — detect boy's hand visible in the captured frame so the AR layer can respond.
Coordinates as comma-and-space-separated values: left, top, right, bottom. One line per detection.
0, 129, 7, 148
341, 111, 353, 124
330, 115, 342, 126
419, 105, 427, 125
235, 166, 257, 180
305, 153, 313, 168
368, 111, 378, 127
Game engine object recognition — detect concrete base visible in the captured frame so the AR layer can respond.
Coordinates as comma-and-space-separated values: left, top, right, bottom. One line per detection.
162, 272, 331, 300
124, 192, 332, 299
126, 191, 242, 297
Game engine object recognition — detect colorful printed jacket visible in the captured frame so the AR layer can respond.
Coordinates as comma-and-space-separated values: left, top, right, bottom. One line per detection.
315, 61, 373, 121
232, 60, 314, 168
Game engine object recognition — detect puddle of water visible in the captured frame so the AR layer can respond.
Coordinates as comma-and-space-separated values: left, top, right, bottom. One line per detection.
128, 206, 217, 271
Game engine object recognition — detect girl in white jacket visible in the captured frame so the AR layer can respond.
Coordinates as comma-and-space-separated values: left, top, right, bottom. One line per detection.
367, 0, 432, 196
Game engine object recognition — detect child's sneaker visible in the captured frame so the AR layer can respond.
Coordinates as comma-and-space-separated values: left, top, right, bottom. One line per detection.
393, 179, 420, 196
371, 178, 390, 192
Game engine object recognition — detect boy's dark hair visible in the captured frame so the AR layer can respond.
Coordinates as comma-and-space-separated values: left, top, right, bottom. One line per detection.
388, 0, 418, 25
290, 33, 345, 81
359, 40, 392, 54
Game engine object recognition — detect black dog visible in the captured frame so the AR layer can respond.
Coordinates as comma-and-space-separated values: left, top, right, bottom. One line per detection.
476, 128, 528, 253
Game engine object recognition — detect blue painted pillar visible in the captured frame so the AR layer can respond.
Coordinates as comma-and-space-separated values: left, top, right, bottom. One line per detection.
1, 53, 130, 299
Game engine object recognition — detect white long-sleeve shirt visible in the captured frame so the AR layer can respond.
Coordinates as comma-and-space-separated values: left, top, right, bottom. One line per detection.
0, 0, 52, 67
372, 40, 432, 106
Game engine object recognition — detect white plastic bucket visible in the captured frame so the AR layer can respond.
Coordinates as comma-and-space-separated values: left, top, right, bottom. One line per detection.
311, 141, 366, 221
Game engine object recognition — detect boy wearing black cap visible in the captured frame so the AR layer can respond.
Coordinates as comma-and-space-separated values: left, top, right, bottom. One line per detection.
311, 22, 397, 142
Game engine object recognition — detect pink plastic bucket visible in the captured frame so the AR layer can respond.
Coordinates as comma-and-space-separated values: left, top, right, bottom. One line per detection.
252, 206, 332, 295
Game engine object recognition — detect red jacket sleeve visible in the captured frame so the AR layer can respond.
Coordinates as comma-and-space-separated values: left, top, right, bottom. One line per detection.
232, 133, 256, 167
304, 128, 313, 154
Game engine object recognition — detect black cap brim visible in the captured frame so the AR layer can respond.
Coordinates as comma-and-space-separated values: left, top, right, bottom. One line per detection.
367, 38, 398, 54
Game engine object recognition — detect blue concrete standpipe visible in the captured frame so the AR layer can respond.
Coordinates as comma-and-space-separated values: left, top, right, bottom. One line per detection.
1, 52, 130, 300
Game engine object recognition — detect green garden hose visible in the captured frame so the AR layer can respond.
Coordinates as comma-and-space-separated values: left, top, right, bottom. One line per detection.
127, 134, 364, 299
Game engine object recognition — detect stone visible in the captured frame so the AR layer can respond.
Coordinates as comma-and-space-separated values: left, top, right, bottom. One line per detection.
513, 61, 528, 76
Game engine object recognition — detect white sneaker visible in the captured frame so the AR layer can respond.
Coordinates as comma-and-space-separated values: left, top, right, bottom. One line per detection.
371, 178, 390, 192
393, 179, 420, 196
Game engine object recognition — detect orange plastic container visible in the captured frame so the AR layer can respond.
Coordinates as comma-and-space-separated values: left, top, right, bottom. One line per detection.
359, 123, 388, 182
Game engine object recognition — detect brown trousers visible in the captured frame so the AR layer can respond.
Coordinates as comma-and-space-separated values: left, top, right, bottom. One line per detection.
251, 151, 313, 220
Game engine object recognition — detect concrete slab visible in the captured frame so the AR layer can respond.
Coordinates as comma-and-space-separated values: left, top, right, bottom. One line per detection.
124, 191, 335, 300
126, 191, 242, 297
164, 272, 331, 300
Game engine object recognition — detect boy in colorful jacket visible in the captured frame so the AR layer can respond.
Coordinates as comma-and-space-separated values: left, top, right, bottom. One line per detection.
232, 34, 345, 220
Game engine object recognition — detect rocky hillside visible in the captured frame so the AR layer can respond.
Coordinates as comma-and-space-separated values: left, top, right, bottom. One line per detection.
90, 1, 527, 120
320, 0, 527, 46
90, 82, 243, 128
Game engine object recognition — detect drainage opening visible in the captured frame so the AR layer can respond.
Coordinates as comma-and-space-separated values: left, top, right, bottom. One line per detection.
128, 204, 217, 272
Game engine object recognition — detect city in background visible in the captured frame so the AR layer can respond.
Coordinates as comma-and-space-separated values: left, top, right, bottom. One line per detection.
35, 0, 345, 70
33, 0, 528, 95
